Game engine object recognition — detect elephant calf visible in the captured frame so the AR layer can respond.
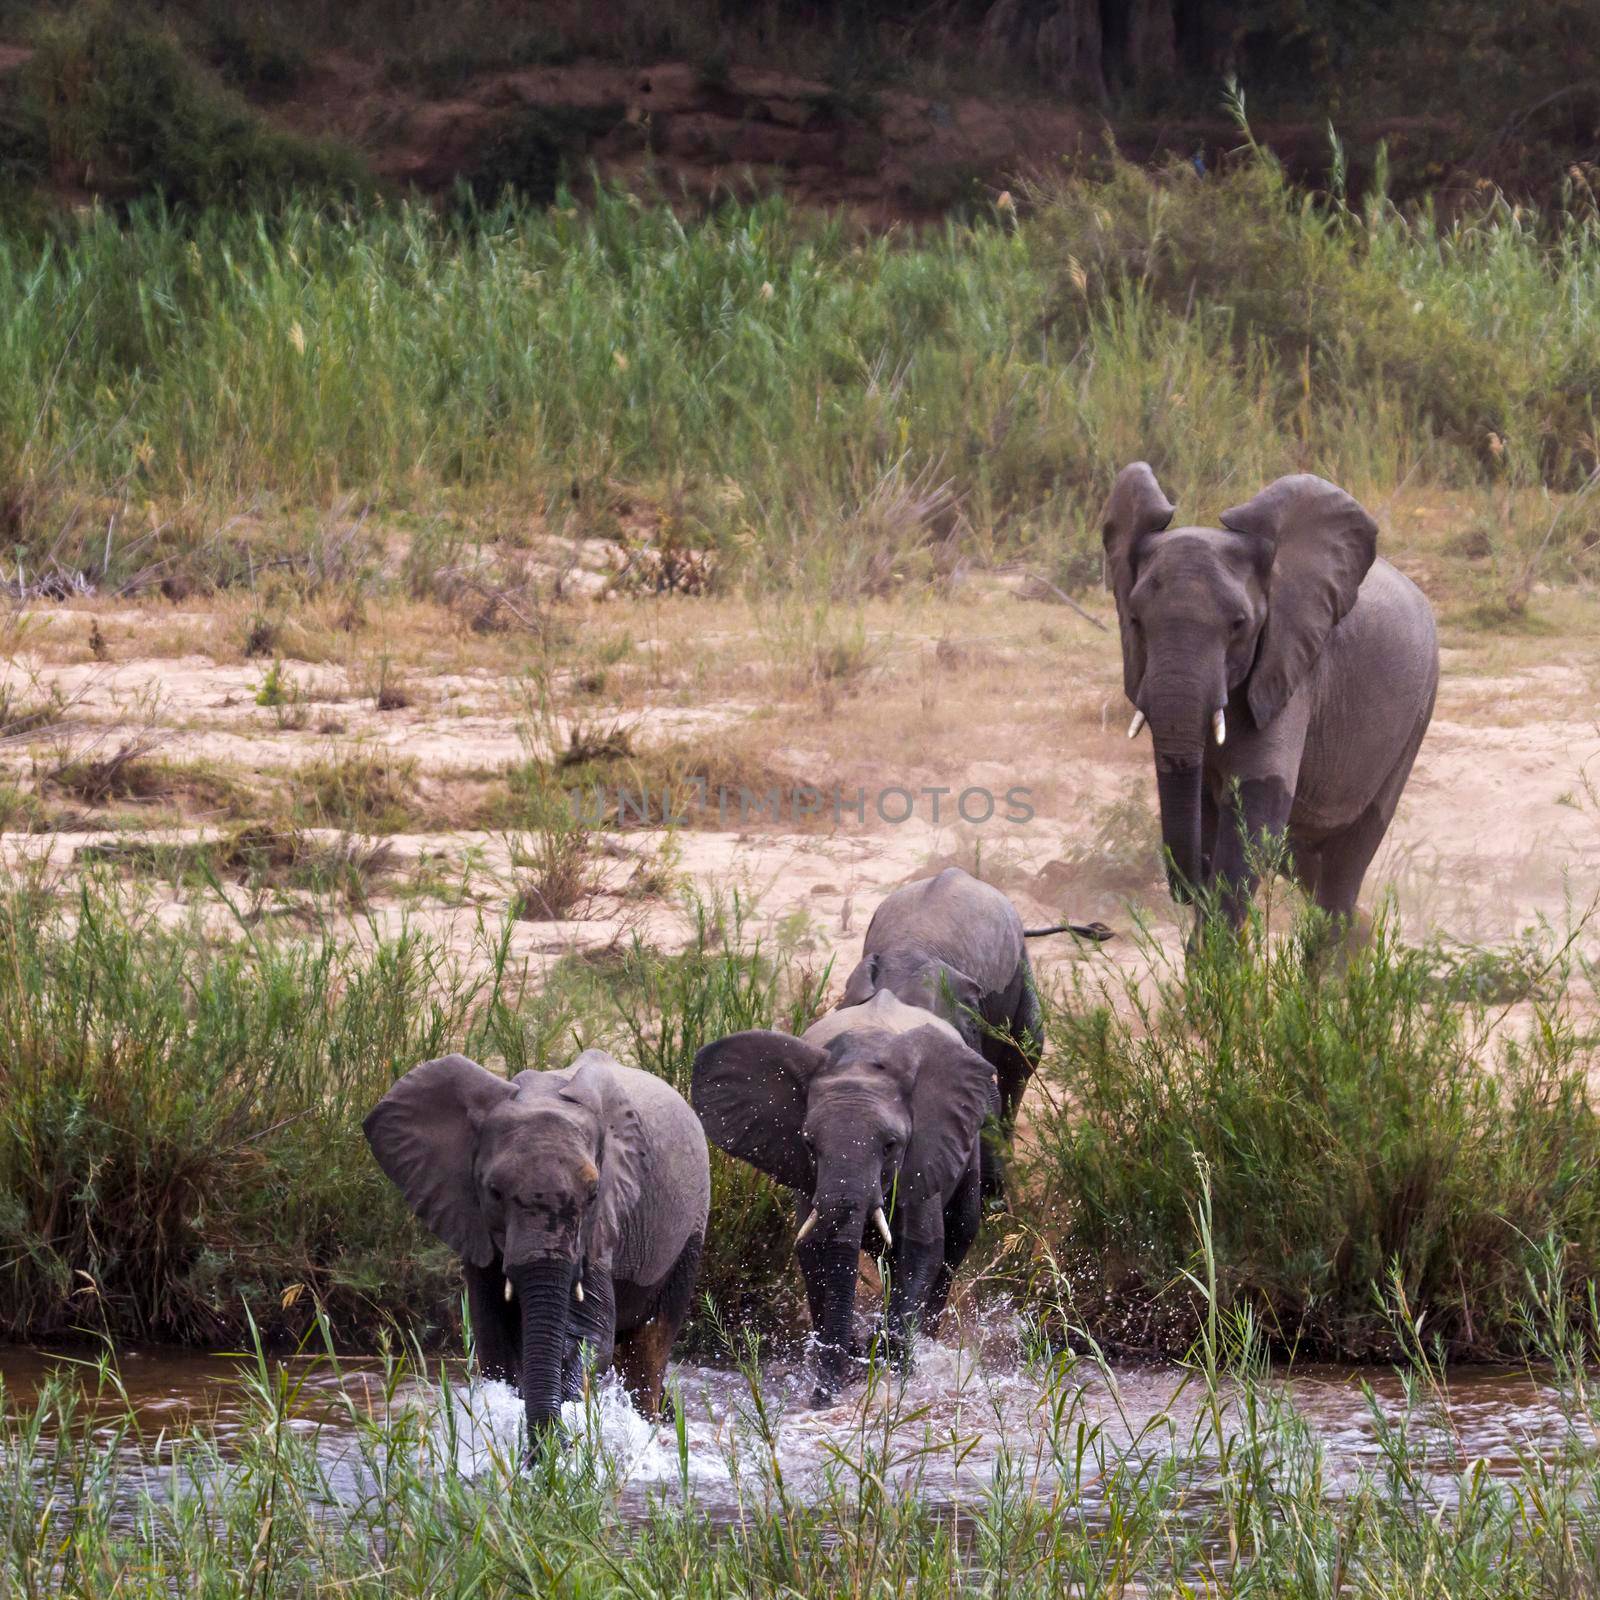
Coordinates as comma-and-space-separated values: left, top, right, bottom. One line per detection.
838, 865, 1109, 1198
363, 1049, 709, 1445
1102, 465, 1438, 931
693, 990, 998, 1405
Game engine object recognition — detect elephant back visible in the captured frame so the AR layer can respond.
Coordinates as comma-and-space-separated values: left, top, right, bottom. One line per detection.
863, 866, 1024, 994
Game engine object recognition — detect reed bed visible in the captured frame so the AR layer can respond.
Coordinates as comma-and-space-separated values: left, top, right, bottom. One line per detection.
3, 145, 1599, 597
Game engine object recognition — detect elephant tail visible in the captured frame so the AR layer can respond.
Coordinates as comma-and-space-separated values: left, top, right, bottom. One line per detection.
1022, 921, 1114, 941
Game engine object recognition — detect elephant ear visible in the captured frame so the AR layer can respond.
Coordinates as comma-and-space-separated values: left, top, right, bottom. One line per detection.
929, 964, 985, 1034
899, 1026, 998, 1207
841, 953, 880, 1006
1100, 461, 1176, 703
560, 1050, 645, 1274
363, 1054, 515, 1268
1220, 474, 1378, 729
691, 1030, 825, 1192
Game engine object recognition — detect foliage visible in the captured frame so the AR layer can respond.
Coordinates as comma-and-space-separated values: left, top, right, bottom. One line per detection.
12, 5, 368, 210
3, 159, 1600, 598
1022, 902, 1600, 1361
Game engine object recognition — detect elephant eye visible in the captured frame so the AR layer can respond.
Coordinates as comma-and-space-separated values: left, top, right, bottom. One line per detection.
1231, 615, 1248, 632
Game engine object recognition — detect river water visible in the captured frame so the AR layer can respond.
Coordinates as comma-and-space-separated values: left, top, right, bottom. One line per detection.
2, 1315, 1591, 1531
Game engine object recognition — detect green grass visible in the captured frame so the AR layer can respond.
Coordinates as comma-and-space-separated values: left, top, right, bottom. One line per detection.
1023, 897, 1600, 1362
4, 867, 1597, 1370
3, 141, 1600, 598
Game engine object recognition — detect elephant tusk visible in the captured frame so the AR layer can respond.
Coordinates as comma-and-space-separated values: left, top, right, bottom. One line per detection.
1212, 708, 1226, 746
873, 1207, 893, 1249
795, 1208, 820, 1245
575, 1279, 584, 1304
1127, 709, 1146, 739
504, 1277, 513, 1304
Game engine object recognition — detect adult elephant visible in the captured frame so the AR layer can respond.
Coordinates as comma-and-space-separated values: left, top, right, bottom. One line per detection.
363, 1049, 709, 1445
1102, 464, 1438, 930
693, 990, 996, 1405
838, 865, 1109, 1198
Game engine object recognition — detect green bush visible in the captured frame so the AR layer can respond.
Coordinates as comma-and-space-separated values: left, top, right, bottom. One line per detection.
0, 880, 472, 1343
3, 146, 1600, 591
1022, 905, 1600, 1360
18, 4, 367, 209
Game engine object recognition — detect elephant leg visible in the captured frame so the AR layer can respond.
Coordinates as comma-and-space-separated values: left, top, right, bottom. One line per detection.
884, 1236, 945, 1373
463, 1260, 521, 1387
1314, 700, 1432, 928
1207, 776, 1294, 928
1199, 782, 1221, 888
610, 1231, 701, 1419
980, 962, 1042, 1205
927, 1161, 982, 1331
1311, 801, 1391, 924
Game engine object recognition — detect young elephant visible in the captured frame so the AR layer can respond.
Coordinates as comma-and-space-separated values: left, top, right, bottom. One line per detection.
838, 865, 1109, 1198
693, 990, 997, 1405
363, 1049, 709, 1444
1102, 464, 1438, 930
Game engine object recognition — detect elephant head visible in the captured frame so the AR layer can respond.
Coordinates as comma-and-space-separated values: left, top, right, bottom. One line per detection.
363, 1050, 643, 1440
691, 1011, 994, 1399
1100, 464, 1377, 898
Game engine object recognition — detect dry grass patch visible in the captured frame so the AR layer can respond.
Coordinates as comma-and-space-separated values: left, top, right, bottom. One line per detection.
76, 822, 398, 904
290, 750, 423, 833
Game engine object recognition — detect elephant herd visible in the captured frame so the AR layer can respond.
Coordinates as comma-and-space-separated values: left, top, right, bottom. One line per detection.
363, 467, 1439, 1452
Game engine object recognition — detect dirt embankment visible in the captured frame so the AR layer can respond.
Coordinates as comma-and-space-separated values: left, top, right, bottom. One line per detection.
0, 36, 1495, 224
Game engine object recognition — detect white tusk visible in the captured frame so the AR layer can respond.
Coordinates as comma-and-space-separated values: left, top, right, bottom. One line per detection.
1212, 708, 1227, 746
504, 1278, 513, 1303
795, 1208, 819, 1245
873, 1207, 893, 1249
575, 1279, 584, 1304
1127, 709, 1147, 739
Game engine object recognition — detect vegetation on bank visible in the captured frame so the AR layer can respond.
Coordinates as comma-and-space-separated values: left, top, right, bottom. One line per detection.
1026, 898, 1600, 1361
1, 871, 1594, 1363
1, 140, 1599, 602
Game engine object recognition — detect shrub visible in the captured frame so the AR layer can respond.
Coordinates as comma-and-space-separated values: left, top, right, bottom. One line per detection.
0, 882, 473, 1342
19, 4, 368, 209
1022, 905, 1600, 1361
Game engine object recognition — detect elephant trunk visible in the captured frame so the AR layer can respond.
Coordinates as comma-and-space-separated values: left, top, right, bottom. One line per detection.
1154, 755, 1205, 902
1144, 675, 1210, 902
510, 1257, 577, 1442
809, 1242, 862, 1403
806, 1156, 878, 1402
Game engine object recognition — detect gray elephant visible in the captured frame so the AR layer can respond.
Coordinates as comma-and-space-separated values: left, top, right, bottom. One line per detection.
693, 989, 996, 1405
363, 1049, 709, 1445
1101, 464, 1438, 929
838, 865, 1110, 1199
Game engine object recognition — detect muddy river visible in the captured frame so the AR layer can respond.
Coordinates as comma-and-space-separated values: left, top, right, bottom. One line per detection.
2, 1316, 1589, 1530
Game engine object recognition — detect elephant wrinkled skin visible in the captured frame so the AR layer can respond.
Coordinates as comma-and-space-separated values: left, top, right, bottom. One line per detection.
363, 1049, 709, 1450
836, 866, 1104, 1200
693, 991, 996, 1405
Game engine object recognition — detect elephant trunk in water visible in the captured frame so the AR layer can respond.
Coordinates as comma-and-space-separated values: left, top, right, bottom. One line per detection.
510, 1257, 577, 1440
807, 1159, 879, 1400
